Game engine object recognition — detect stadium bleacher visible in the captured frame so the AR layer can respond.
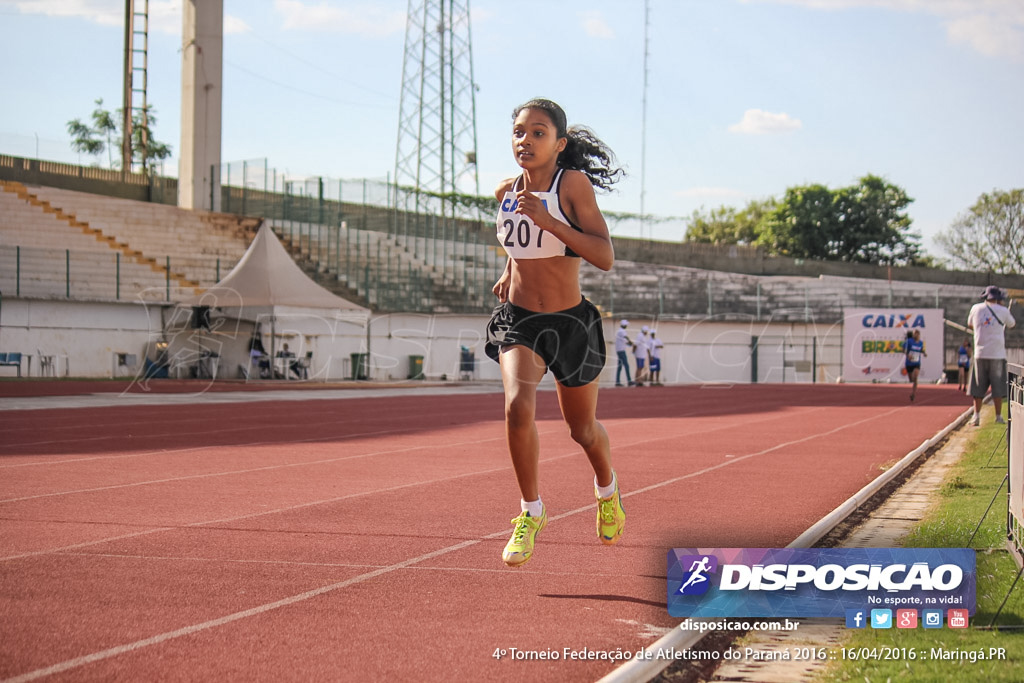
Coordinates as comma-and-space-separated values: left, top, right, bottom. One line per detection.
1, 164, 1021, 373
0, 180, 258, 301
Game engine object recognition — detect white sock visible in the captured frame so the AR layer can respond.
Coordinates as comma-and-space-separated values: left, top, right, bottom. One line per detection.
595, 472, 618, 499
521, 498, 544, 518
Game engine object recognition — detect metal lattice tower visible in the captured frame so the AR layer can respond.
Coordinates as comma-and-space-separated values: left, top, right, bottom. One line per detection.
394, 0, 479, 207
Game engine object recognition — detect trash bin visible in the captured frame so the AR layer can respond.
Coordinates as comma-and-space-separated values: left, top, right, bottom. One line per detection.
350, 352, 368, 380
408, 355, 424, 380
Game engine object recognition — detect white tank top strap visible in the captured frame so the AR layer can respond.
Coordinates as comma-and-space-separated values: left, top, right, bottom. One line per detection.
514, 169, 562, 193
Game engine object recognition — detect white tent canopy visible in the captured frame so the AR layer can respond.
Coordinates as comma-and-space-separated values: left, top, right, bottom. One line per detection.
182, 222, 369, 319
178, 223, 370, 376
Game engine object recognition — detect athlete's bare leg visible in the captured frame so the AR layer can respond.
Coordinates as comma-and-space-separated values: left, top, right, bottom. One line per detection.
499, 345, 548, 501
555, 379, 613, 488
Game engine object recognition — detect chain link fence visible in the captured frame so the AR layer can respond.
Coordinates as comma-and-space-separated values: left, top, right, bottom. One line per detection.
3, 153, 1022, 366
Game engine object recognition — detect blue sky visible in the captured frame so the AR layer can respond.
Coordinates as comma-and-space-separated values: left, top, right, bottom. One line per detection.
1, 0, 1022, 258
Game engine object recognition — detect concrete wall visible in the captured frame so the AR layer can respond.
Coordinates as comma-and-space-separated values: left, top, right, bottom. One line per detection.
0, 297, 845, 386
0, 156, 177, 205
0, 298, 163, 378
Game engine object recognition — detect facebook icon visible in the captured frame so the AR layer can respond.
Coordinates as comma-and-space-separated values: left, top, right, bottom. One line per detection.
845, 609, 866, 629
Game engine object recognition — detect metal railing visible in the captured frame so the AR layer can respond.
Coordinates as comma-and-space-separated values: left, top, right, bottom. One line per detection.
3, 154, 1022, 337
0, 245, 225, 302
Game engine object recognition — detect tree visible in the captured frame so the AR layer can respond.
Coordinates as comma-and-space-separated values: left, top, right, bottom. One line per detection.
66, 118, 103, 161
684, 198, 774, 245
67, 98, 118, 167
66, 99, 171, 173
757, 183, 837, 259
682, 177, 922, 265
736, 198, 776, 243
130, 104, 172, 173
936, 189, 1024, 274
832, 174, 920, 265
685, 205, 744, 244
757, 175, 921, 265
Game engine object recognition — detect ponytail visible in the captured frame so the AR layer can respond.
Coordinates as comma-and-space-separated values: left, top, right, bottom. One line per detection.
512, 98, 625, 191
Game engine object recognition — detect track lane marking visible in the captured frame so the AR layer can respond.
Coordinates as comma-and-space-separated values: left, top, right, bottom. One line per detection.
2, 404, 912, 680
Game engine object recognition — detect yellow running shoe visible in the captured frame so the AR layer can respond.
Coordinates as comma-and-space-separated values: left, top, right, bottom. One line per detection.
596, 475, 625, 545
502, 509, 547, 567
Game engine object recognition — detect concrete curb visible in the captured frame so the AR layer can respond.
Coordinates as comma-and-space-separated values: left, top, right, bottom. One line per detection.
597, 406, 975, 683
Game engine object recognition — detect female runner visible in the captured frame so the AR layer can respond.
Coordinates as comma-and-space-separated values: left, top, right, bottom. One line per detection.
485, 98, 625, 567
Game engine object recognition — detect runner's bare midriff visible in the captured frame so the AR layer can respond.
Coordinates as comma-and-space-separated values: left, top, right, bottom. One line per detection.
508, 257, 582, 312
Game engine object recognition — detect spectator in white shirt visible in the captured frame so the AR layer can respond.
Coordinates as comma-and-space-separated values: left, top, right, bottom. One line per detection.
649, 330, 664, 385
967, 285, 1017, 425
634, 325, 650, 386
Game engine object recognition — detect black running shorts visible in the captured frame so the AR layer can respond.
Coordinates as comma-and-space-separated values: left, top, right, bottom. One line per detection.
485, 298, 606, 388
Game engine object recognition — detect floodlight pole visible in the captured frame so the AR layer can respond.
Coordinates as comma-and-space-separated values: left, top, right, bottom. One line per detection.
121, 0, 135, 175
178, 0, 223, 210
640, 0, 650, 240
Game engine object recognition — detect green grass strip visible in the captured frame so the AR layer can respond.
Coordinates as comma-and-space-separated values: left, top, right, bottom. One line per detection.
823, 420, 1024, 681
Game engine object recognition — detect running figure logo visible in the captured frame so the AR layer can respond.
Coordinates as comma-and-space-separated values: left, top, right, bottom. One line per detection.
676, 555, 718, 595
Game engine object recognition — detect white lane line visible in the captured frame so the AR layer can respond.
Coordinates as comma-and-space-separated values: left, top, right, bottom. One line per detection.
0, 528, 177, 563
0, 384, 505, 413
0, 424, 422, 470
0, 434, 571, 563
0, 399, 383, 439
0, 404, 497, 466
0, 401, 881, 558
2, 406, 902, 680
0, 539, 483, 683
57, 551, 644, 577
0, 431, 509, 504
1, 387, 900, 467
0, 398, 787, 501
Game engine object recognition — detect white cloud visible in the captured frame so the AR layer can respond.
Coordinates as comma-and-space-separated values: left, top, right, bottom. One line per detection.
579, 10, 614, 39
224, 14, 251, 36
148, 1, 181, 34
945, 12, 1023, 60
728, 109, 803, 135
742, 0, 1024, 60
273, 0, 405, 37
470, 5, 495, 25
8, 0, 122, 26
8, 0, 181, 33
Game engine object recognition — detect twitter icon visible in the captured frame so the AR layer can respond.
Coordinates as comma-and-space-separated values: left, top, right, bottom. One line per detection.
871, 609, 892, 629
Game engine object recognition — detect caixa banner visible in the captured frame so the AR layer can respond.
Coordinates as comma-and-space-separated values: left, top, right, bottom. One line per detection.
841, 308, 944, 384
667, 548, 975, 618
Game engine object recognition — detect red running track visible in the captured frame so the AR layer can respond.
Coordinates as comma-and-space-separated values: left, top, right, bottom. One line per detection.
0, 383, 970, 682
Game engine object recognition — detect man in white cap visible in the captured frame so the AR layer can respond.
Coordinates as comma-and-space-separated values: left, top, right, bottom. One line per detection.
634, 325, 651, 386
967, 285, 1016, 425
614, 319, 634, 386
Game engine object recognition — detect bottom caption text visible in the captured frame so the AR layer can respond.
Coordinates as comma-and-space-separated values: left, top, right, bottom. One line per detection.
491, 646, 1007, 663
